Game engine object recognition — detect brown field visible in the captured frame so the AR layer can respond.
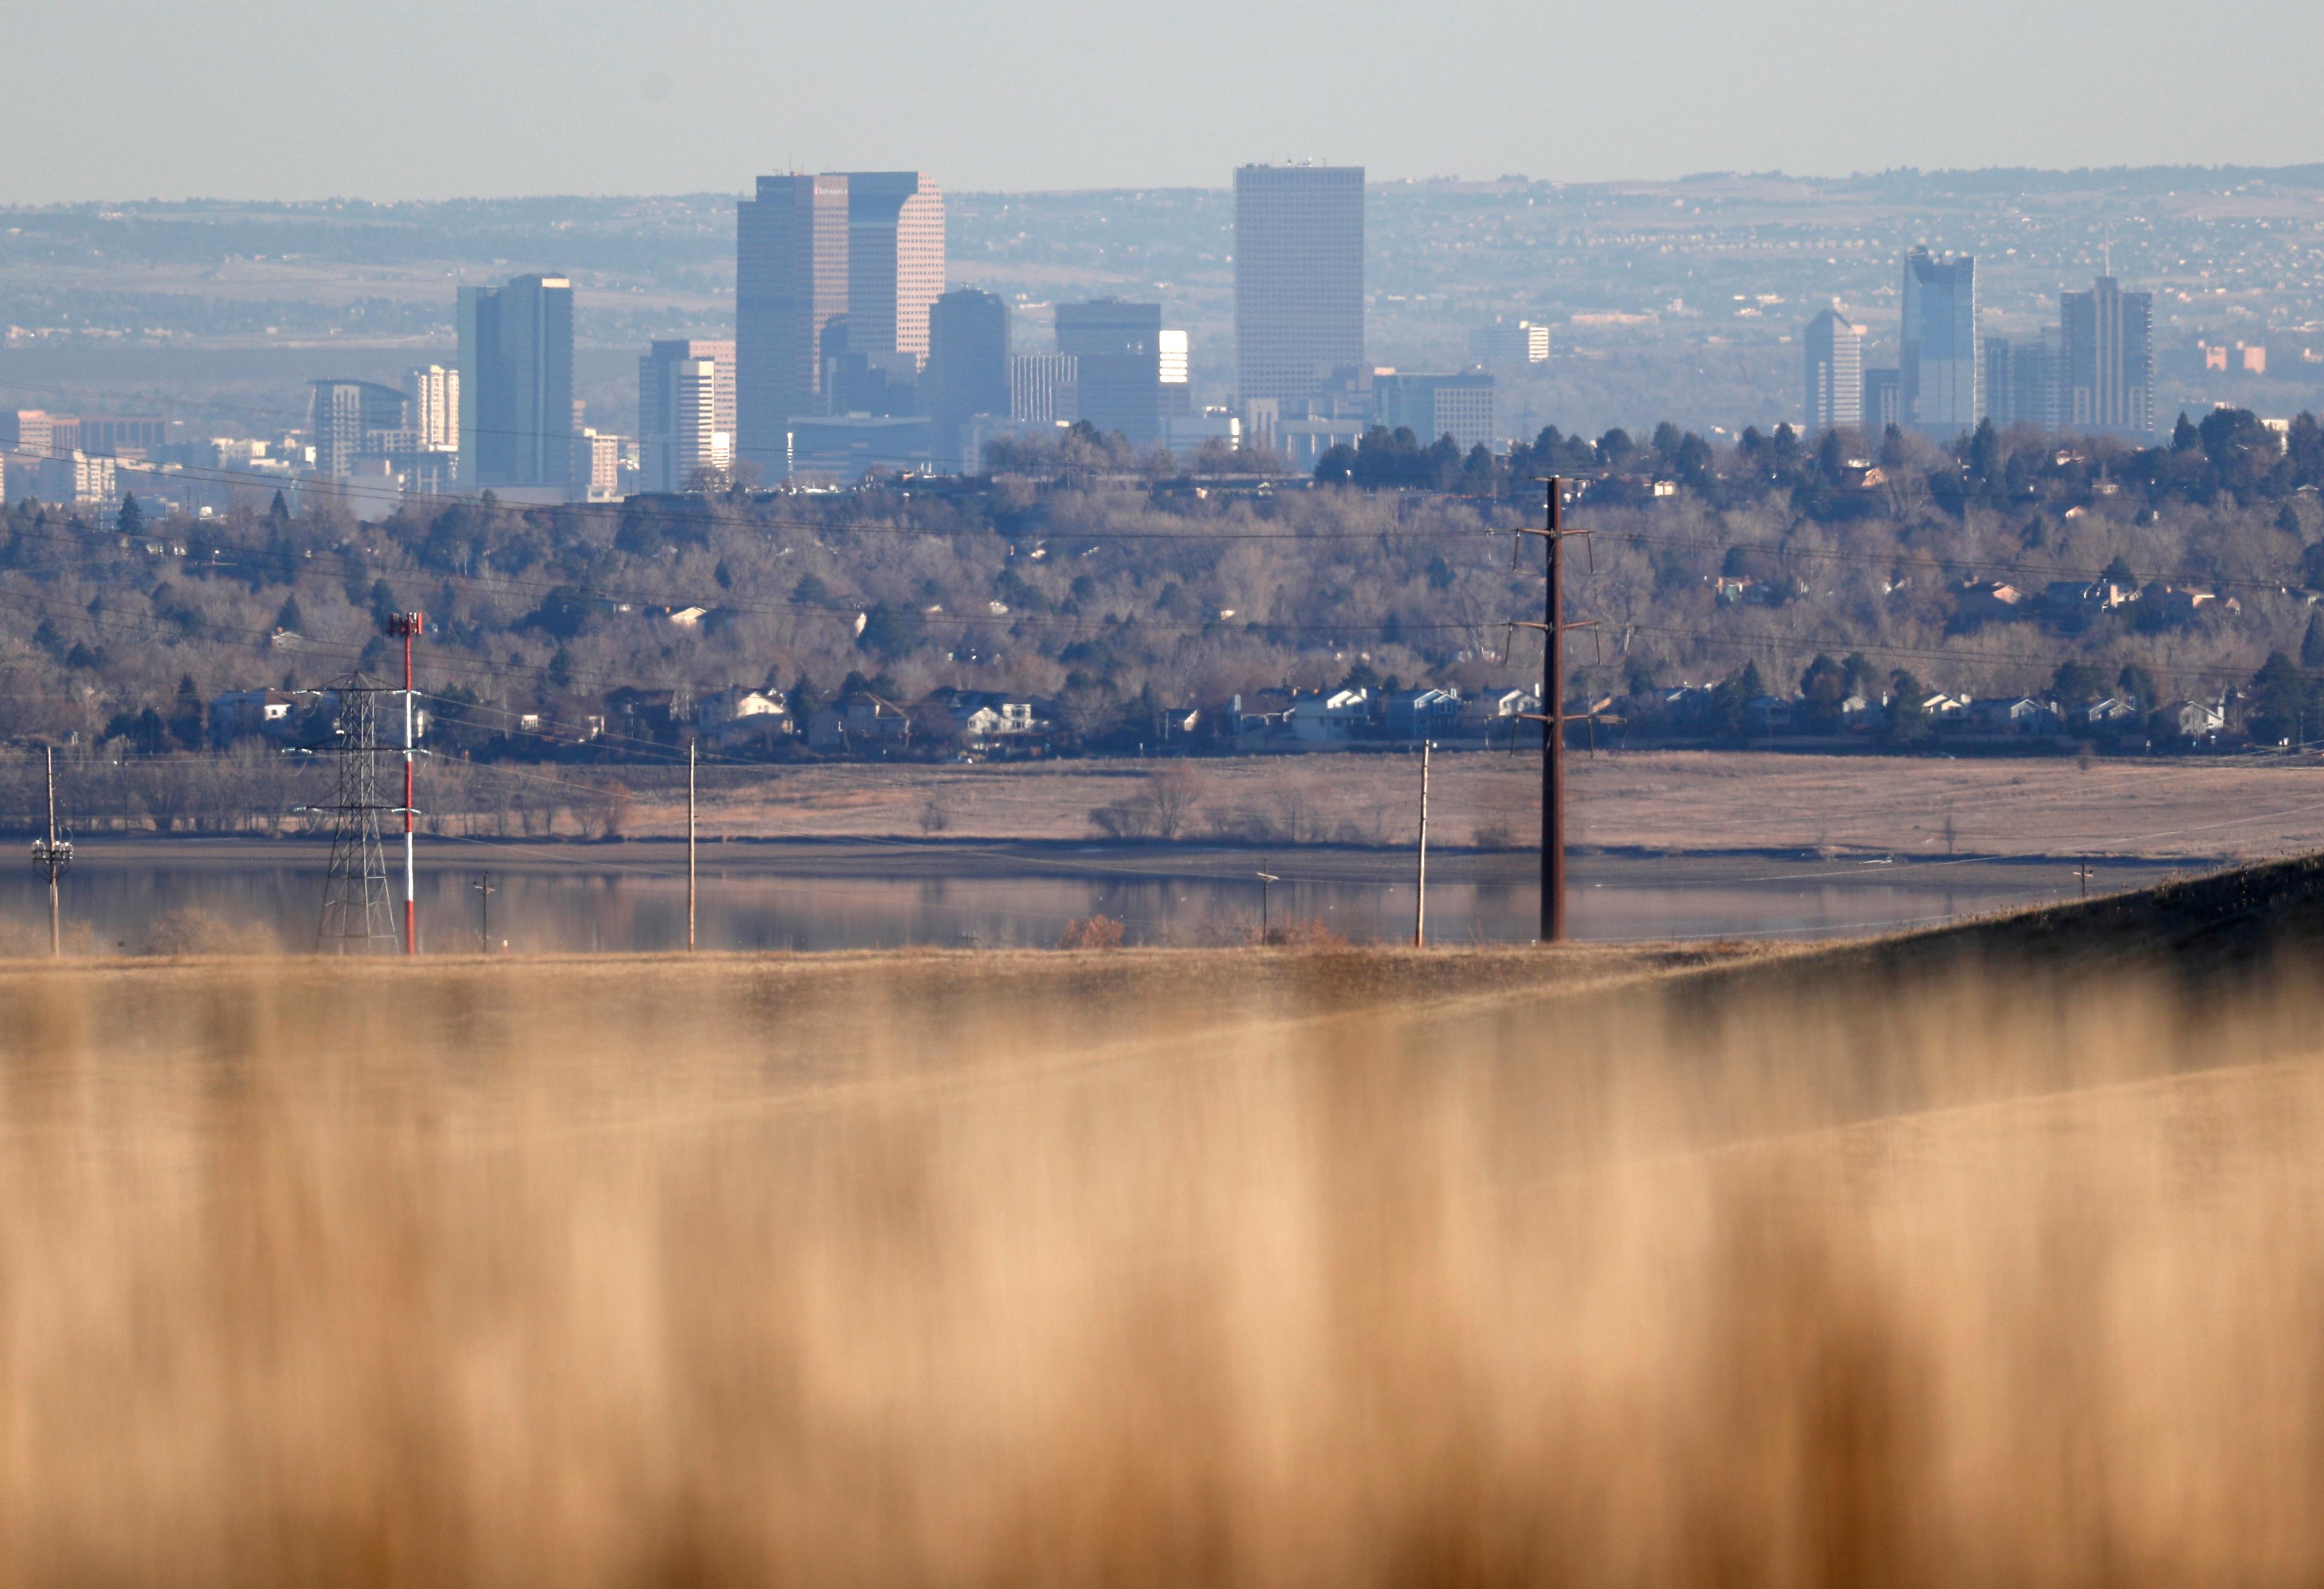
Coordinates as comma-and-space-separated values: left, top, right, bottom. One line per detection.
5, 864, 2324, 1583
605, 748, 2324, 863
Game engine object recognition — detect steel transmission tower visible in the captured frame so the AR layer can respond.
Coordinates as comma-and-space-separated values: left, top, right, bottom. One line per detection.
316, 673, 397, 951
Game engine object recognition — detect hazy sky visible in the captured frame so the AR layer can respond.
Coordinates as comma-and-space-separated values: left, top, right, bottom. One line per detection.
8, 0, 2323, 202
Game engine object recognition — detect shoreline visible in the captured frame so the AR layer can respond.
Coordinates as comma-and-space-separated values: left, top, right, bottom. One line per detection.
48, 834, 2203, 891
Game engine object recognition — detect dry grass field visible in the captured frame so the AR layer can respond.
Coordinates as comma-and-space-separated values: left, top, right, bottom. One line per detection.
611, 748, 2324, 863
4, 865, 2324, 1583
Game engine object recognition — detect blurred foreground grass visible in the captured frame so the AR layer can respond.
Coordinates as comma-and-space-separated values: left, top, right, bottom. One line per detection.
0, 903, 2319, 1585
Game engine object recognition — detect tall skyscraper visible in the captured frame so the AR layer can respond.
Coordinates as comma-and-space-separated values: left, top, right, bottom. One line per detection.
1009, 354, 1078, 425
406, 364, 460, 449
1158, 329, 1191, 415
638, 339, 736, 493
1234, 163, 1365, 407
925, 289, 1011, 466
2060, 277, 2154, 436
458, 273, 574, 491
842, 173, 944, 367
1056, 299, 1161, 446
1802, 310, 1863, 431
1901, 248, 1979, 433
1862, 369, 1902, 433
737, 174, 850, 475
309, 379, 410, 477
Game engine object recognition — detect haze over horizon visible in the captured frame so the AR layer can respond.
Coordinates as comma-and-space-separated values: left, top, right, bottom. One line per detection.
8, 0, 2322, 204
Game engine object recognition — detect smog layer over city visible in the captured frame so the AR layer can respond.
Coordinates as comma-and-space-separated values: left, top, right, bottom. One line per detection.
4, 0, 2324, 1579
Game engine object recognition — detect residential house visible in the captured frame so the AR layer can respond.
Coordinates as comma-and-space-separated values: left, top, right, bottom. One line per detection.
603, 686, 679, 740
2039, 580, 2136, 623
2162, 699, 2227, 740
1744, 695, 1794, 734
1464, 687, 1541, 726
1229, 689, 1297, 744
1288, 688, 1374, 743
2147, 584, 2240, 622
695, 686, 789, 749
1457, 687, 1541, 745
2081, 697, 2141, 730
1650, 685, 1712, 730
943, 691, 1051, 746
1956, 580, 2030, 623
208, 688, 299, 746
807, 693, 913, 754
1383, 687, 1462, 741
1920, 693, 1971, 722
1971, 696, 2060, 735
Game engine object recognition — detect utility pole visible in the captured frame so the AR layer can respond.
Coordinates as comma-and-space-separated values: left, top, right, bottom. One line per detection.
1256, 860, 1279, 943
1543, 481, 1565, 943
688, 739, 698, 952
472, 872, 496, 952
1509, 477, 1590, 943
31, 746, 71, 958
388, 613, 424, 956
1413, 740, 1431, 947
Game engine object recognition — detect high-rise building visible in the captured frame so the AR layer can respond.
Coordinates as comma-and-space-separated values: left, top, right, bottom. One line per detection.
1802, 310, 1863, 431
406, 365, 460, 450
925, 289, 1011, 466
1009, 354, 1078, 426
458, 273, 574, 492
638, 339, 736, 493
1234, 163, 1365, 407
0, 411, 73, 457
737, 174, 850, 475
2060, 277, 2153, 436
1469, 320, 1552, 364
74, 415, 166, 455
841, 173, 944, 368
309, 379, 410, 477
1862, 369, 1902, 433
1981, 330, 2062, 430
1900, 248, 1979, 433
1373, 372, 1496, 452
1159, 329, 1191, 416
1056, 299, 1162, 446
574, 430, 625, 501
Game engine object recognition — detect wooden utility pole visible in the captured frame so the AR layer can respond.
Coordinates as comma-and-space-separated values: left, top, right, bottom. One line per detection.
688, 740, 698, 952
1542, 482, 1564, 943
471, 872, 496, 952
33, 748, 71, 958
1508, 477, 1590, 944
1414, 740, 1431, 947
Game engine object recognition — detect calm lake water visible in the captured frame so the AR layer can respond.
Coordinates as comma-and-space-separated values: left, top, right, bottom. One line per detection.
0, 844, 2171, 954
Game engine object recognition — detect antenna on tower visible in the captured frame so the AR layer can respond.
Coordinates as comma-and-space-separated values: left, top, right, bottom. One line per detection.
315, 672, 396, 952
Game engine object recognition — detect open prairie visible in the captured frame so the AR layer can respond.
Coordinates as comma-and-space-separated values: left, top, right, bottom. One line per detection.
5, 864, 2324, 1584
599, 749, 2324, 863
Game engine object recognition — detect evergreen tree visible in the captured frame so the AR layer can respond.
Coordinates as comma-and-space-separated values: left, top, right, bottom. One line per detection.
2303, 614, 2324, 671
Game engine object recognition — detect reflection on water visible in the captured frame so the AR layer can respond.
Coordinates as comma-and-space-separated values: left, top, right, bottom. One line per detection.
0, 850, 2159, 953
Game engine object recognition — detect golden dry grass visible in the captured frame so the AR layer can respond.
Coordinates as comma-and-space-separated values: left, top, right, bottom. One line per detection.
603, 749, 2324, 863
0, 909, 2318, 1584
